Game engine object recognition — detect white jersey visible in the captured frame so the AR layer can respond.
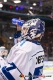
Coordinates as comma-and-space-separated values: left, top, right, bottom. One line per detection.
0, 39, 44, 80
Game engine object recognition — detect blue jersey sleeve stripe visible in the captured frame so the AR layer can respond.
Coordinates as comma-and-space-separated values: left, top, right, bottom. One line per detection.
32, 50, 44, 57
8, 63, 23, 74
2, 62, 23, 80
2, 66, 15, 80
33, 66, 43, 79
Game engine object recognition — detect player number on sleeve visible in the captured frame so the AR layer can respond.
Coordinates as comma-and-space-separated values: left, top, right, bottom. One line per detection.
36, 55, 44, 64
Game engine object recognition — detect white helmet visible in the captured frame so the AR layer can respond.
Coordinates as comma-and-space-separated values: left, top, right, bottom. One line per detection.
21, 18, 45, 40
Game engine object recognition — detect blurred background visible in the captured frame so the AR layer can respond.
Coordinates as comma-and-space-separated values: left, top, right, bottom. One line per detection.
0, 0, 53, 60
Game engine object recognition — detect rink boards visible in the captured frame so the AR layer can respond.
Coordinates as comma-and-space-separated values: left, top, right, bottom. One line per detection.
42, 61, 53, 80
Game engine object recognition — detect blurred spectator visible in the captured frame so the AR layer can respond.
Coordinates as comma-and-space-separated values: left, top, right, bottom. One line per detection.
0, 38, 8, 58
14, 23, 21, 44
41, 29, 53, 60
12, 17, 24, 44
44, 50, 48, 61
0, 38, 4, 46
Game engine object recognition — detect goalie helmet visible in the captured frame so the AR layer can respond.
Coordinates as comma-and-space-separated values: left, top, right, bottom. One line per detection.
21, 18, 45, 40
